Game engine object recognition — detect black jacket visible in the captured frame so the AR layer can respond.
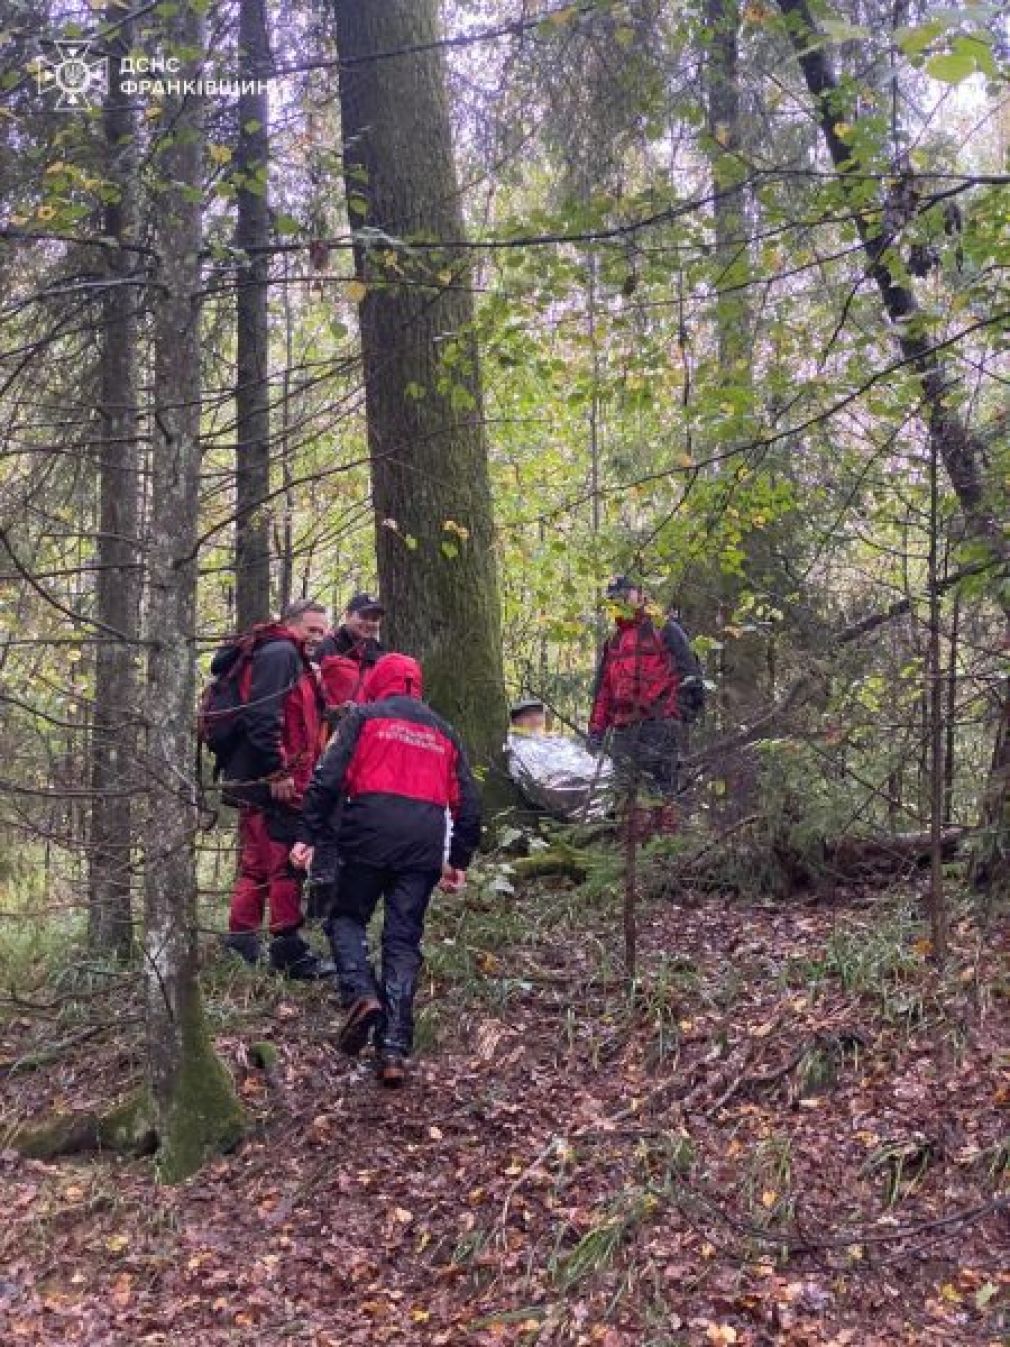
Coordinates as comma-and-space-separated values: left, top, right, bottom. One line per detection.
314, 626, 384, 668
299, 695, 482, 872
214, 636, 322, 805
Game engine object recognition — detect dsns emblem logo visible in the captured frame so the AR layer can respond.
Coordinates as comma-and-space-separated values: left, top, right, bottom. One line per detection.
36, 41, 106, 110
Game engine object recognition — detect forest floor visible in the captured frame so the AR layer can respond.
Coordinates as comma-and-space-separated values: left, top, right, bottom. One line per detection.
1, 853, 1010, 1347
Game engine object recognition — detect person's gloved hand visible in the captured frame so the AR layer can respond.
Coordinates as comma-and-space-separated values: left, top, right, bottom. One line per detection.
586, 731, 603, 755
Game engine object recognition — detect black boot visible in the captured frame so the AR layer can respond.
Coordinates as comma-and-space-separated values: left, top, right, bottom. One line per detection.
222, 931, 262, 966
269, 932, 336, 981
379, 971, 419, 1060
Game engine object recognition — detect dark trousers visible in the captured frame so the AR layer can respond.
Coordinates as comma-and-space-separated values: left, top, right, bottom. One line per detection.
325, 860, 439, 1056
611, 719, 681, 798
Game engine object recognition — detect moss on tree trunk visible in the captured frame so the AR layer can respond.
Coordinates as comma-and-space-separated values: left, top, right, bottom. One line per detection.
9, 1087, 156, 1160
154, 994, 245, 1184
141, 0, 245, 1183
333, 0, 508, 810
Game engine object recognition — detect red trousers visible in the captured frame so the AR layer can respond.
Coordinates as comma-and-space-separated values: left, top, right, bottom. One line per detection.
229, 808, 302, 934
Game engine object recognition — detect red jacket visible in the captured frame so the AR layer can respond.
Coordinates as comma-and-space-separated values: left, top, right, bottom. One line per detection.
589, 618, 680, 734
300, 654, 481, 870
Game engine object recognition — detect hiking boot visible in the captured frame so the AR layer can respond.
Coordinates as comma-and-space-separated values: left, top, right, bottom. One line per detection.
377, 1052, 407, 1089
337, 996, 383, 1056
222, 931, 262, 966
269, 933, 337, 981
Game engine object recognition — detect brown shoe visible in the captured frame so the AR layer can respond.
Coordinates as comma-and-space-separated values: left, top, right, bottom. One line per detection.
337, 997, 383, 1057
377, 1053, 407, 1089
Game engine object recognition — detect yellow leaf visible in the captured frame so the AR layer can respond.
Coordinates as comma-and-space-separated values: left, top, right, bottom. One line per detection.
208, 143, 232, 165
393, 1206, 413, 1224
940, 1282, 963, 1303
761, 1189, 778, 1208
410, 1308, 430, 1323
105, 1233, 129, 1253
706, 1325, 738, 1345
346, 279, 367, 303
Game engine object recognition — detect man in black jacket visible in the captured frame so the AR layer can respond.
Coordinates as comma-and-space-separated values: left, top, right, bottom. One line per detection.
216, 599, 332, 978
292, 653, 482, 1086
315, 591, 385, 672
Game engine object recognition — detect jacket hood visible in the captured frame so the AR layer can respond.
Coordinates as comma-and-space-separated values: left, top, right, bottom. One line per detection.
363, 653, 423, 702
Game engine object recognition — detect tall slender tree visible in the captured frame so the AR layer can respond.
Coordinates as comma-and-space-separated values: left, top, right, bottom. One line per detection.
88, 2, 142, 959
332, 0, 507, 782
774, 0, 1010, 893
234, 0, 273, 631
142, 9, 243, 1181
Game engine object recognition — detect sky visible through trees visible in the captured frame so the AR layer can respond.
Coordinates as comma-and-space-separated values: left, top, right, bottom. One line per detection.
0, 2, 1009, 1328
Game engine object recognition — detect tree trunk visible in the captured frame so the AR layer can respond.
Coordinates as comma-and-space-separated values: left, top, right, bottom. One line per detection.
88, 8, 141, 960
234, 0, 273, 631
775, 0, 1010, 892
332, 0, 507, 787
143, 10, 244, 1182
702, 0, 764, 785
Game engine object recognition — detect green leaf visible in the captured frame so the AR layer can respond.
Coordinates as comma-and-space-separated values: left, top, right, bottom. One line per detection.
820, 18, 871, 41
275, 213, 300, 236
926, 50, 976, 82
894, 20, 946, 56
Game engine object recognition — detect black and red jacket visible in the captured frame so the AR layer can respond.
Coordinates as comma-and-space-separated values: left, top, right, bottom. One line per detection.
315, 625, 384, 712
215, 625, 323, 805
589, 615, 703, 735
299, 654, 481, 871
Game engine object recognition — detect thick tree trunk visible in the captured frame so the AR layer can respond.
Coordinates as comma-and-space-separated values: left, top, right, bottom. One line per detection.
775, 0, 1010, 893
88, 9, 141, 960
143, 11, 243, 1182
332, 0, 507, 786
702, 0, 764, 804
234, 0, 272, 631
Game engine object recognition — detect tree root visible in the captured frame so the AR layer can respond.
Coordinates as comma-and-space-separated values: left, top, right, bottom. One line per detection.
5, 1087, 157, 1160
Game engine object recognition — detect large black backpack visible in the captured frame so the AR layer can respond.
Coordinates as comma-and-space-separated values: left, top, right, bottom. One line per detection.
197, 623, 294, 771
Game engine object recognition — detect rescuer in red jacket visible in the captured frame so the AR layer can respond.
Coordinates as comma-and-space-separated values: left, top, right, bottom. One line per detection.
216, 599, 332, 978
588, 576, 705, 816
293, 653, 482, 1086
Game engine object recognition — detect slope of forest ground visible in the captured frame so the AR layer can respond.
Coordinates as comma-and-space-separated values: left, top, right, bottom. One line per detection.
2, 855, 1010, 1347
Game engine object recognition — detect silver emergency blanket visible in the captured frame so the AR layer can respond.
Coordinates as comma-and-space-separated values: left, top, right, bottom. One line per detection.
505, 731, 615, 821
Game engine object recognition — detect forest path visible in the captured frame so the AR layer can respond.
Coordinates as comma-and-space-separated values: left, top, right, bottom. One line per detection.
2, 875, 1009, 1345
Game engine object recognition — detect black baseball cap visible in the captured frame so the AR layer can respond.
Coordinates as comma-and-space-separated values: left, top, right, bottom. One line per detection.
606, 575, 641, 599
510, 697, 545, 720
346, 592, 385, 616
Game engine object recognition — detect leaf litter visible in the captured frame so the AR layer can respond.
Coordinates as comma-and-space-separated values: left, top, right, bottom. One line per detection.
1, 875, 1009, 1345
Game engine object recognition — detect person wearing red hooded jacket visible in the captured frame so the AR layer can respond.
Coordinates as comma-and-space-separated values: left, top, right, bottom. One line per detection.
293, 652, 482, 1086
588, 576, 705, 824
217, 598, 332, 978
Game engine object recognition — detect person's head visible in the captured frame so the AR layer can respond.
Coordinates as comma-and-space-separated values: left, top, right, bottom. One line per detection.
604, 575, 647, 618
363, 653, 422, 703
509, 698, 547, 734
282, 598, 328, 655
342, 591, 385, 642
